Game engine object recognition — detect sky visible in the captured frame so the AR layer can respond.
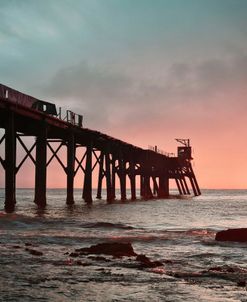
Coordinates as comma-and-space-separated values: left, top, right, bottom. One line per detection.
1, 0, 247, 189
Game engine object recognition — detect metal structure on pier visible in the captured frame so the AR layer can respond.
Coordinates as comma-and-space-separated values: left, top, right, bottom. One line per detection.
0, 84, 201, 212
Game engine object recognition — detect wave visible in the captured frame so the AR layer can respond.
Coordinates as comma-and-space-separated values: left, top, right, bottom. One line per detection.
80, 222, 135, 230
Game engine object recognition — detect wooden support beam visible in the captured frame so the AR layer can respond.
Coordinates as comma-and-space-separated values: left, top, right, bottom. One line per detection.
0, 134, 5, 145
178, 177, 187, 195
143, 176, 153, 199
175, 178, 183, 195
119, 157, 126, 201
5, 111, 16, 212
96, 151, 104, 199
0, 134, 5, 168
183, 178, 190, 195
105, 152, 113, 202
140, 175, 145, 198
16, 136, 36, 173
193, 176, 201, 196
66, 133, 75, 205
34, 124, 47, 208
111, 155, 116, 199
187, 163, 201, 196
129, 160, 136, 200
152, 176, 159, 196
46, 141, 65, 169
177, 168, 190, 195
189, 176, 197, 196
74, 151, 86, 176
190, 171, 201, 196
189, 175, 201, 196
83, 144, 93, 203
158, 176, 169, 198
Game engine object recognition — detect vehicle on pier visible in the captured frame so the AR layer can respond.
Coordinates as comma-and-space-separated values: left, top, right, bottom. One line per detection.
0, 83, 83, 127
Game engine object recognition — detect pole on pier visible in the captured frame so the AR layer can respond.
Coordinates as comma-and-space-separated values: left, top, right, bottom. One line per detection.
143, 175, 153, 199
158, 176, 169, 198
34, 124, 47, 208
189, 175, 201, 196
182, 175, 190, 195
105, 152, 113, 202
119, 157, 126, 201
111, 155, 116, 199
83, 144, 93, 203
178, 176, 187, 195
96, 151, 104, 199
175, 178, 183, 195
189, 176, 197, 196
66, 132, 75, 204
129, 160, 136, 200
187, 163, 201, 196
140, 175, 145, 198
192, 176, 201, 196
5, 111, 16, 212
152, 176, 159, 196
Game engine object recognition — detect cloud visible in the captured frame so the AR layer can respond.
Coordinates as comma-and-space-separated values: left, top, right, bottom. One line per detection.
40, 52, 247, 135
46, 61, 132, 100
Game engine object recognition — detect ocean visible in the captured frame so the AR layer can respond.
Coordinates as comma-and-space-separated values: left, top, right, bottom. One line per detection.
0, 189, 246, 302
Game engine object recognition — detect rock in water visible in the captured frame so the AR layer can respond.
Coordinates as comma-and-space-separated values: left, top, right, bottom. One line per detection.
136, 254, 163, 268
75, 242, 137, 257
215, 228, 247, 242
25, 248, 43, 256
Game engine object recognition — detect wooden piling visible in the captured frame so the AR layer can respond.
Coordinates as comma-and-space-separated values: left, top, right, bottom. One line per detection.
179, 177, 187, 195
105, 152, 113, 202
119, 157, 126, 201
129, 160, 136, 200
96, 151, 104, 199
143, 176, 153, 199
175, 178, 183, 195
34, 124, 47, 207
158, 176, 169, 198
66, 132, 75, 204
5, 111, 16, 212
111, 155, 116, 199
152, 176, 159, 196
140, 175, 145, 198
83, 144, 93, 203
183, 177, 190, 195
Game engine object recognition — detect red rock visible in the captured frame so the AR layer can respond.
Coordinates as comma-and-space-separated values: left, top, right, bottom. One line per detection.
215, 228, 247, 242
75, 242, 137, 257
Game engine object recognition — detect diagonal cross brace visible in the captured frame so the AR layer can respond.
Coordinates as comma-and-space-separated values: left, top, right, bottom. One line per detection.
0, 156, 5, 168
92, 149, 102, 172
47, 142, 66, 171
74, 151, 86, 176
16, 135, 36, 173
0, 134, 5, 145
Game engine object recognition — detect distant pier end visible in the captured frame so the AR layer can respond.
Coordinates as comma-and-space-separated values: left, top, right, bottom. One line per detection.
0, 84, 201, 212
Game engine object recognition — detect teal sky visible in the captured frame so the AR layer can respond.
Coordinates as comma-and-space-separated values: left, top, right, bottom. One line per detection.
1, 0, 247, 188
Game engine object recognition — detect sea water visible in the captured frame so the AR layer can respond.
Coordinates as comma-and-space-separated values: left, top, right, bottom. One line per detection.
0, 189, 246, 302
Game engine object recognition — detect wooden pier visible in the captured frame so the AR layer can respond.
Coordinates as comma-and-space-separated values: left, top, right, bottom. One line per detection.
0, 84, 201, 212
